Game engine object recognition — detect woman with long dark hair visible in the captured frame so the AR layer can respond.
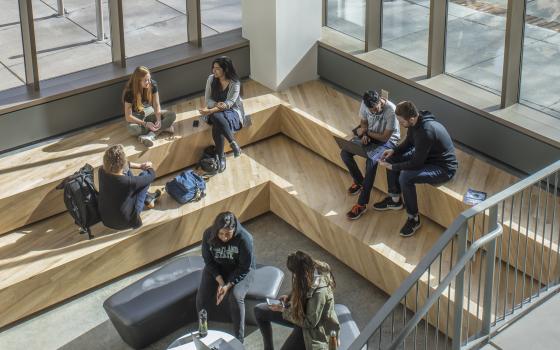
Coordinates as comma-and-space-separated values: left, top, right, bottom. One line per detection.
254, 251, 340, 350
198, 56, 245, 172
196, 211, 255, 343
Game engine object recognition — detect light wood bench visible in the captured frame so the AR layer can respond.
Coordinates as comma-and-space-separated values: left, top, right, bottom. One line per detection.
0, 80, 552, 337
0, 82, 284, 235
0, 135, 531, 339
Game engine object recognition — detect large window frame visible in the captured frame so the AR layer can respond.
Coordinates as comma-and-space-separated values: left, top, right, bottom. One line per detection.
331, 0, 532, 110
13, 0, 204, 91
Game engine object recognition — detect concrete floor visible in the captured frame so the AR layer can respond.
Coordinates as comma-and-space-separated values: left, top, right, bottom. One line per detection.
0, 213, 412, 350
480, 291, 560, 350
327, 0, 560, 119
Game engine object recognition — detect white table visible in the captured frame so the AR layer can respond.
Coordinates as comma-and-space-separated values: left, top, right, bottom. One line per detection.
167, 330, 245, 350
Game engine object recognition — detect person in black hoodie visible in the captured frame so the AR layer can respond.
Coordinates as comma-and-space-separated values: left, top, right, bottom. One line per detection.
98, 144, 160, 230
375, 101, 458, 237
196, 211, 256, 343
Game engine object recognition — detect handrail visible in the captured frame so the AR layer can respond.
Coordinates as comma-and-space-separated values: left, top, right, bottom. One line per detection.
387, 224, 503, 350
348, 159, 560, 350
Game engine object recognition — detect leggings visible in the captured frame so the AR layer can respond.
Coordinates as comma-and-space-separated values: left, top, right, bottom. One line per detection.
209, 111, 236, 157
196, 267, 254, 343
254, 303, 305, 350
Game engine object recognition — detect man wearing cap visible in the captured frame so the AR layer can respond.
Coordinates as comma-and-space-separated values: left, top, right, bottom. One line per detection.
340, 90, 401, 220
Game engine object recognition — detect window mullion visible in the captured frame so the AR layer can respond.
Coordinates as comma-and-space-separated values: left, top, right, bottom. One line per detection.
501, 0, 526, 108
109, 0, 126, 67
365, 0, 383, 52
427, 0, 448, 78
187, 0, 202, 48
18, 0, 39, 90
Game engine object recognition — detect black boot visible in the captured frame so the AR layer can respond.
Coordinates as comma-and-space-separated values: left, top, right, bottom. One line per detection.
230, 141, 242, 157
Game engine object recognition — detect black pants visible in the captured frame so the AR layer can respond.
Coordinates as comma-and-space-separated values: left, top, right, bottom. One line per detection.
209, 111, 236, 158
196, 267, 254, 342
340, 139, 393, 205
254, 303, 305, 350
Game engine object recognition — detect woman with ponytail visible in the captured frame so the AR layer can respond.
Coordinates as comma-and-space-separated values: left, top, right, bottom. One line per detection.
254, 251, 340, 350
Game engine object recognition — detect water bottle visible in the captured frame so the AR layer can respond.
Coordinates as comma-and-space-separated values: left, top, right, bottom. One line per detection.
198, 309, 208, 338
328, 330, 338, 350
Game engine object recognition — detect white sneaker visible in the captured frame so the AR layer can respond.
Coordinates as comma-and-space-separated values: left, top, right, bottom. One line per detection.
138, 132, 156, 147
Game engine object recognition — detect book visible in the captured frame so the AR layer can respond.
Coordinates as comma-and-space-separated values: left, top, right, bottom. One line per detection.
463, 188, 487, 205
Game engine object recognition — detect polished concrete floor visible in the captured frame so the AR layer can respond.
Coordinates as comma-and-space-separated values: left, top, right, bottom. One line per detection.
0, 213, 409, 350
480, 291, 560, 350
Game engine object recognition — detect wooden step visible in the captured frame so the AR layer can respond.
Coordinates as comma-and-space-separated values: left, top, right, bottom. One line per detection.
0, 135, 532, 335
0, 152, 272, 329
1, 80, 554, 282
0, 81, 283, 235
274, 81, 559, 281
0, 79, 552, 331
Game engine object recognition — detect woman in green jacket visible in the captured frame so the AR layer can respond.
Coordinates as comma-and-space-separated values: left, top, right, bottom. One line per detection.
254, 251, 340, 350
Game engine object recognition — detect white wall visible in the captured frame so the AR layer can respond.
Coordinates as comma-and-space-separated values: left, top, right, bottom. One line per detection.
242, 0, 321, 90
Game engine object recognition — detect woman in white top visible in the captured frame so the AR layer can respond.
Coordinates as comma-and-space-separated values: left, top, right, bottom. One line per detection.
199, 56, 244, 172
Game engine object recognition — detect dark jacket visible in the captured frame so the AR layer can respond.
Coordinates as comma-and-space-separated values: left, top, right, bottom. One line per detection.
201, 218, 256, 285
282, 261, 340, 350
98, 168, 155, 230
392, 111, 458, 173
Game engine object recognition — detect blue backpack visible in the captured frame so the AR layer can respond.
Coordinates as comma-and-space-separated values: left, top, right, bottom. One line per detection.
165, 170, 206, 204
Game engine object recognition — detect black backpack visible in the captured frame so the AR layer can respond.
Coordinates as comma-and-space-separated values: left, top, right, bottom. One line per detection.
199, 145, 220, 176
56, 164, 101, 239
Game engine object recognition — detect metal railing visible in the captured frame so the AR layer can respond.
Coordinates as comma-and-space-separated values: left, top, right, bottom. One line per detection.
348, 159, 560, 350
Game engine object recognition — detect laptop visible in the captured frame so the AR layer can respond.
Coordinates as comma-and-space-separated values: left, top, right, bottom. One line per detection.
192, 333, 236, 350
333, 135, 369, 158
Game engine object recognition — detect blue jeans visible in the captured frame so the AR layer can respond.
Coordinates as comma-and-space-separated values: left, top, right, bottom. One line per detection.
387, 151, 455, 216
126, 169, 151, 215
340, 139, 394, 205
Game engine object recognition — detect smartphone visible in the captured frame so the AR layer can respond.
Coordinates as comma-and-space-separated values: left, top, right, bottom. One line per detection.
266, 298, 284, 307
192, 120, 199, 128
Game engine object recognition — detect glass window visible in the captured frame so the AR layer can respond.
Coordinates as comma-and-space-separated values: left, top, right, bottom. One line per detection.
0, 1, 47, 92
520, 0, 560, 119
123, 0, 187, 58
32, 0, 112, 81
382, 0, 430, 65
327, 0, 365, 41
201, 0, 242, 38
445, 0, 508, 94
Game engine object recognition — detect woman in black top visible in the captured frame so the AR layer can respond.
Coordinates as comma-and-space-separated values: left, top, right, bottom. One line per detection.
98, 144, 160, 229
123, 66, 176, 147
198, 57, 245, 172
196, 212, 256, 343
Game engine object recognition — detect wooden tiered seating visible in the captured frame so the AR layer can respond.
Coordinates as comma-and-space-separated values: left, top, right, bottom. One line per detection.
0, 82, 283, 236
0, 80, 554, 335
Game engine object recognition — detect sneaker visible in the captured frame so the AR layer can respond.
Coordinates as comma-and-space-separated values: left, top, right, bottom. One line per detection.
400, 217, 422, 237
218, 157, 226, 173
144, 189, 162, 209
347, 183, 362, 196
138, 132, 156, 147
373, 196, 404, 211
346, 204, 367, 220
230, 141, 242, 157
